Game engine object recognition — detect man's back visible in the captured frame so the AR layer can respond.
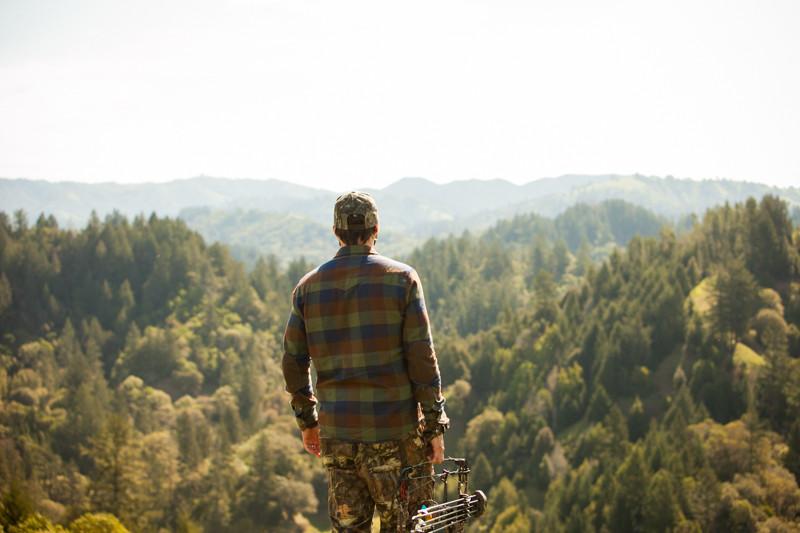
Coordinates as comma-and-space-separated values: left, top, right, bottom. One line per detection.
283, 244, 438, 442
282, 191, 448, 532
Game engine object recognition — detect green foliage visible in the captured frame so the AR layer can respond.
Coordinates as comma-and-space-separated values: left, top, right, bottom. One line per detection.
0, 483, 34, 530
628, 397, 648, 442
0, 212, 322, 532
786, 420, 800, 483
643, 470, 682, 532
1, 194, 799, 532
68, 514, 129, 533
607, 446, 649, 533
8, 514, 67, 533
712, 259, 760, 343
554, 364, 586, 429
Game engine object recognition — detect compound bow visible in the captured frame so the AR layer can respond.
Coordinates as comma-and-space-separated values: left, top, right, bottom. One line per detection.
398, 457, 487, 532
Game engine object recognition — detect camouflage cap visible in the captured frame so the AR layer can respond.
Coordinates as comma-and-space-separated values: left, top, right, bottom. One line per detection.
333, 191, 379, 230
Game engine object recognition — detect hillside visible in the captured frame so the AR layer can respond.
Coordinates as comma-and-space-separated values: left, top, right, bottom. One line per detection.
3, 175, 798, 251
181, 198, 669, 267
411, 195, 800, 531
0, 176, 332, 227
4, 174, 799, 267
1, 195, 800, 532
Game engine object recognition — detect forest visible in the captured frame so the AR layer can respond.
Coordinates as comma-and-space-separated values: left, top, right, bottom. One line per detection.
0, 196, 799, 532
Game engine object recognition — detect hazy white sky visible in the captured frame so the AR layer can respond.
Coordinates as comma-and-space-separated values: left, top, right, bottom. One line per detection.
1, 0, 798, 190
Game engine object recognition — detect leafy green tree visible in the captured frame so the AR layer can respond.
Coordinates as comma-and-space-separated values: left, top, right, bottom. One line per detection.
490, 506, 530, 533
607, 446, 649, 533
746, 195, 795, 285
69, 513, 130, 533
711, 488, 757, 533
786, 420, 800, 483
628, 397, 648, 442
471, 453, 493, 491
0, 273, 11, 317
112, 326, 182, 387
643, 470, 681, 532
139, 431, 179, 529
237, 433, 274, 525
554, 364, 586, 429
485, 478, 520, 529
586, 384, 613, 423
0, 482, 34, 530
756, 310, 793, 432
533, 270, 559, 323
712, 260, 759, 343
7, 514, 67, 532
83, 415, 144, 527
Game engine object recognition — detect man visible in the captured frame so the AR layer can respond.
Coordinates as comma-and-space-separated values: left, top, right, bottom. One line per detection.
282, 191, 449, 532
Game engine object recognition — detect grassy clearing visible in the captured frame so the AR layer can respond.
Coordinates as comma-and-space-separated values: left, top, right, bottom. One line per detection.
686, 276, 715, 318
733, 342, 765, 369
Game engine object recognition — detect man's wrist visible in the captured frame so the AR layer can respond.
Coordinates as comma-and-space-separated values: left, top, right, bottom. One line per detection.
299, 419, 319, 431
420, 398, 449, 440
422, 417, 449, 440
422, 423, 447, 440
293, 402, 319, 431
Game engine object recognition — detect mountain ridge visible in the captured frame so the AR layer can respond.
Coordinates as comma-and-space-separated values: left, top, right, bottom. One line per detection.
4, 174, 797, 226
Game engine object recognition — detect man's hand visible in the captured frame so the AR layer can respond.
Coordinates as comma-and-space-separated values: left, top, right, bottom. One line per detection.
427, 434, 445, 464
302, 426, 321, 457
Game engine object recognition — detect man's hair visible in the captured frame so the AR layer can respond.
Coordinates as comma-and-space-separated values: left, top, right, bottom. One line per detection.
335, 226, 377, 245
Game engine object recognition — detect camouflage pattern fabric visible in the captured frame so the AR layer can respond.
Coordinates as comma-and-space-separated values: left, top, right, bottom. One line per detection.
333, 191, 379, 229
321, 431, 433, 532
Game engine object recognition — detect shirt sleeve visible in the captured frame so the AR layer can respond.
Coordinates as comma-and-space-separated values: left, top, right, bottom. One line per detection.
281, 284, 318, 430
402, 270, 449, 435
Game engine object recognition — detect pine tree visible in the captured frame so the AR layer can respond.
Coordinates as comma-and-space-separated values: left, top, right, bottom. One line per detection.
785, 420, 800, 484
533, 270, 559, 323
471, 453, 493, 491
628, 397, 648, 442
0, 273, 11, 317
237, 432, 275, 525
643, 470, 681, 532
586, 385, 613, 423
176, 411, 202, 469
0, 480, 34, 529
84, 414, 144, 526
607, 446, 649, 533
757, 316, 792, 432
711, 260, 759, 344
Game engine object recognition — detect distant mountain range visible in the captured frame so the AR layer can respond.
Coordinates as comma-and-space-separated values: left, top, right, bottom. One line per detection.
2, 174, 798, 264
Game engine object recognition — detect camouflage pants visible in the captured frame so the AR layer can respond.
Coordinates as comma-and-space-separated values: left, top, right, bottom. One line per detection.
321, 431, 434, 532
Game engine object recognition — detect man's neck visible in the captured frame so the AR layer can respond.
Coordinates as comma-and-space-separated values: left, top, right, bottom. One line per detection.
338, 238, 376, 249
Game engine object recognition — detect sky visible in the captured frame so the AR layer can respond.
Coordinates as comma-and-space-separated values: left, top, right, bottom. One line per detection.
1, 0, 798, 190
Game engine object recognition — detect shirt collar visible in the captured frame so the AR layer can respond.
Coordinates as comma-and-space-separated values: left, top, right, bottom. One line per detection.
335, 244, 377, 258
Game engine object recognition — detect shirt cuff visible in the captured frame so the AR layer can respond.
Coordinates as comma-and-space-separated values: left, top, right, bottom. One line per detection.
420, 397, 449, 438
292, 403, 318, 431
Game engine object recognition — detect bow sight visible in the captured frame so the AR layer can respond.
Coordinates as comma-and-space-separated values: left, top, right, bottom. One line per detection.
398, 457, 487, 532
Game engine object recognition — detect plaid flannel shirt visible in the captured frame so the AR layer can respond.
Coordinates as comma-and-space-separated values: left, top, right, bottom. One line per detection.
282, 244, 448, 442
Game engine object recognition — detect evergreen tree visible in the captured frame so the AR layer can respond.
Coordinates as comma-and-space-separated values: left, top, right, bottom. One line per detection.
607, 447, 649, 533
471, 453, 493, 492
586, 385, 613, 423
0, 273, 11, 317
628, 397, 648, 442
237, 433, 275, 525
643, 470, 681, 532
757, 318, 793, 432
785, 420, 800, 483
84, 415, 144, 527
712, 260, 759, 343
